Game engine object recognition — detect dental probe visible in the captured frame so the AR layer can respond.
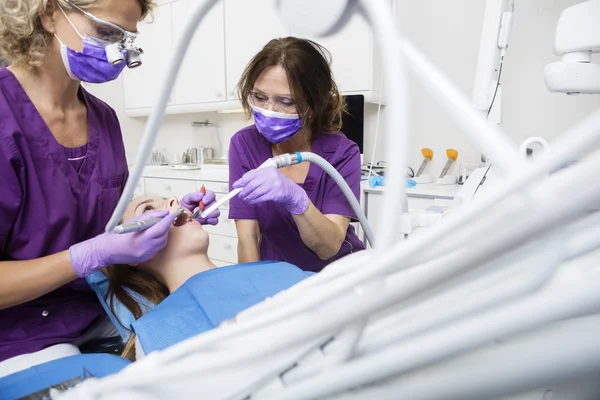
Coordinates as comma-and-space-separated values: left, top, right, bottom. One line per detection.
113, 207, 184, 234
198, 159, 277, 219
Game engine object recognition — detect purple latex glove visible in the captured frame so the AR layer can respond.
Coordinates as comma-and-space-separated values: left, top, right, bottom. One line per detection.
233, 166, 309, 214
181, 189, 221, 225
69, 210, 179, 278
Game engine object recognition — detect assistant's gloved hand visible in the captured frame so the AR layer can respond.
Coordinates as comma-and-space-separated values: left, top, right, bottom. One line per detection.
233, 166, 310, 215
69, 210, 179, 278
181, 189, 220, 225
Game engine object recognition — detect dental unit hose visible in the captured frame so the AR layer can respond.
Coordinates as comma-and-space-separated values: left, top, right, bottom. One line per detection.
271, 152, 374, 247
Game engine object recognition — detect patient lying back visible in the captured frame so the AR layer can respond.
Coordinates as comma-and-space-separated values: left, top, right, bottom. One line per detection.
104, 196, 311, 360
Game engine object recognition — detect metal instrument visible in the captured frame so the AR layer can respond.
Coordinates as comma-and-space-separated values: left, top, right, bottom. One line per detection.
113, 207, 184, 234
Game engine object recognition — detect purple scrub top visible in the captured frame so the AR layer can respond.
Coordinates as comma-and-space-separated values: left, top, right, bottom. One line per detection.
0, 68, 128, 362
229, 125, 365, 272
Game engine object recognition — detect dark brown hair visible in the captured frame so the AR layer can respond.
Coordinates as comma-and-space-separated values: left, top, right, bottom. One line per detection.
103, 264, 168, 361
238, 37, 346, 136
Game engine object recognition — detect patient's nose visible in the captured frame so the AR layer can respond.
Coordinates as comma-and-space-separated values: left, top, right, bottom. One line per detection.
168, 197, 180, 213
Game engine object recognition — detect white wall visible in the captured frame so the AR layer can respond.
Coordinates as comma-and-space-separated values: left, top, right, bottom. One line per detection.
87, 0, 599, 174
391, 0, 599, 173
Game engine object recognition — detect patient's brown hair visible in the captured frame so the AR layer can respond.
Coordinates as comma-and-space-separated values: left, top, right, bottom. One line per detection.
103, 265, 168, 361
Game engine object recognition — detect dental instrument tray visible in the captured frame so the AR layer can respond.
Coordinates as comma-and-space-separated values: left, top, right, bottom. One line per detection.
168, 163, 202, 170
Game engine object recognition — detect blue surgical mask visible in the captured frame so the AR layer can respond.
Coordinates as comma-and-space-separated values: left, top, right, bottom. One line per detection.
251, 105, 303, 144
56, 7, 126, 84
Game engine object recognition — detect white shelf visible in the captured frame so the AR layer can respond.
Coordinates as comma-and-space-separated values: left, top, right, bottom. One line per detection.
123, 0, 388, 117
361, 181, 460, 200
138, 165, 229, 182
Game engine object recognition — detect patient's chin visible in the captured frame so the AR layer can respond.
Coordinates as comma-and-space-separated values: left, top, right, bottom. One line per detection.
167, 220, 210, 255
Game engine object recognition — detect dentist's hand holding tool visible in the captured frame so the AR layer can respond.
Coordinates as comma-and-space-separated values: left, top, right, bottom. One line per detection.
69, 210, 179, 278
233, 167, 310, 214
182, 187, 221, 225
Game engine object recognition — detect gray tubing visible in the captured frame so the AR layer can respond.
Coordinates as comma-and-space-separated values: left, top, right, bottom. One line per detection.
298, 152, 374, 247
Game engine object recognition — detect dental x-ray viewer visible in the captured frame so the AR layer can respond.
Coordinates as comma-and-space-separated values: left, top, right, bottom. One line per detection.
230, 37, 365, 272
0, 0, 219, 375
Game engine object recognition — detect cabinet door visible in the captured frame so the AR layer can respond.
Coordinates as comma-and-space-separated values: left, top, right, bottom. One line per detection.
291, 13, 371, 93
144, 178, 198, 200
224, 0, 289, 100
207, 234, 238, 263
172, 0, 226, 105
123, 3, 174, 110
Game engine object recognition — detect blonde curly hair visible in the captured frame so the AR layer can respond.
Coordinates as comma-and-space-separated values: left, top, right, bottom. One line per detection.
0, 0, 154, 70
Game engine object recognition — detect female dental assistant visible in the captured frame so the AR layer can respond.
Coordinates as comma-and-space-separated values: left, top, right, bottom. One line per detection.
229, 37, 365, 273
0, 0, 218, 369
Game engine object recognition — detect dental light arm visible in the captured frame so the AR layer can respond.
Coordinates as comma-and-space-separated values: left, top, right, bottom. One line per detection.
544, 0, 600, 94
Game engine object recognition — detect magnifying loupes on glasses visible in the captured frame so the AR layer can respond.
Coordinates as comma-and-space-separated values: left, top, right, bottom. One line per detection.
105, 42, 144, 68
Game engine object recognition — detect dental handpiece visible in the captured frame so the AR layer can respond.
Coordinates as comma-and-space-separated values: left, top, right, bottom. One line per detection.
113, 207, 184, 234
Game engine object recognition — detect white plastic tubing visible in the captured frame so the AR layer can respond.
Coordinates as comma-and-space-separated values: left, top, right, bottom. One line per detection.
101, 0, 600, 372
105, 0, 220, 232
296, 152, 375, 246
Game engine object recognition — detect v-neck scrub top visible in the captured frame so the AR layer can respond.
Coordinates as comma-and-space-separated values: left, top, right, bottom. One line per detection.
0, 68, 129, 362
228, 126, 365, 273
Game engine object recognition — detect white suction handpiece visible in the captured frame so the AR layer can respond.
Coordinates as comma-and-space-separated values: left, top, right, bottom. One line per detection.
199, 158, 277, 219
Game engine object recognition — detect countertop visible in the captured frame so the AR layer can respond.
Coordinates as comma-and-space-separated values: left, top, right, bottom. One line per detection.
361, 181, 460, 199
138, 164, 229, 182
137, 165, 460, 199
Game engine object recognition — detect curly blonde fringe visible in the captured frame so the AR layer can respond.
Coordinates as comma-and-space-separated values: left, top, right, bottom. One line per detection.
0, 0, 154, 71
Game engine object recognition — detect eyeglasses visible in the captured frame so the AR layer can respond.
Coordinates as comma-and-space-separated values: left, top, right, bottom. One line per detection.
63, 0, 143, 68
64, 0, 137, 43
249, 90, 297, 113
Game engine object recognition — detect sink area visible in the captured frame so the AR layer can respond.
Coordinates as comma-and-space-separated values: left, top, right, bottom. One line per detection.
202, 159, 228, 166
169, 163, 202, 170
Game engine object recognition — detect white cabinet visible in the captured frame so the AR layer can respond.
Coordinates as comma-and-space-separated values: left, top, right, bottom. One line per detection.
123, 2, 174, 110
224, 0, 290, 100
287, 1, 392, 100
144, 177, 198, 200
122, 0, 388, 116
361, 183, 460, 245
207, 234, 238, 264
290, 13, 373, 94
172, 0, 226, 104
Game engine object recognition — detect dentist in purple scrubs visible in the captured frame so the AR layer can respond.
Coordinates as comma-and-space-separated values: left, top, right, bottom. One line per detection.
229, 37, 365, 273
0, 0, 218, 372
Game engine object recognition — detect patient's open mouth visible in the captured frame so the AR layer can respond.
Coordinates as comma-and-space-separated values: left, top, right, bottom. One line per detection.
173, 212, 193, 227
